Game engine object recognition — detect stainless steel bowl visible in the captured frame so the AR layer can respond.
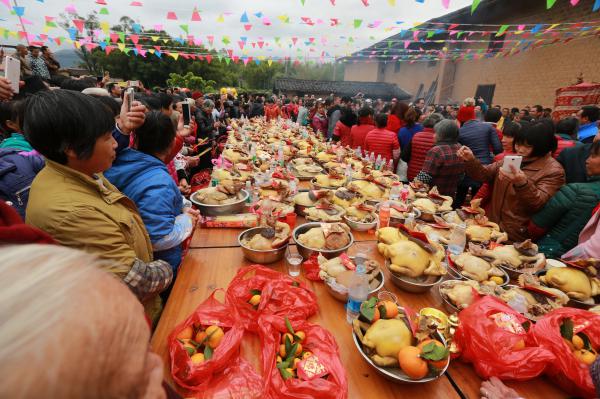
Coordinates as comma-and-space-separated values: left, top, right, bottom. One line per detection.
293, 222, 354, 259
326, 270, 385, 302
343, 214, 378, 232
438, 280, 464, 313
238, 227, 288, 264
191, 189, 249, 216
385, 260, 444, 293
352, 307, 450, 384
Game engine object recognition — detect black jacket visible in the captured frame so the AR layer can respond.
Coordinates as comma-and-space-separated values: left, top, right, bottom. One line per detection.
249, 102, 264, 118
557, 143, 591, 184
197, 110, 215, 139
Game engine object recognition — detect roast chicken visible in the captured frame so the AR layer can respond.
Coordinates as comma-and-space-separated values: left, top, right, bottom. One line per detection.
540, 267, 600, 302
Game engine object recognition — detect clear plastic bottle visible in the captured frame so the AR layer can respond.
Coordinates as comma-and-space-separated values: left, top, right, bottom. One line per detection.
389, 182, 401, 201
278, 143, 284, 167
387, 159, 394, 172
370, 152, 376, 164
346, 256, 369, 324
405, 212, 416, 230
289, 179, 298, 196
378, 201, 391, 228
356, 146, 362, 158
448, 223, 467, 255
245, 181, 252, 204
375, 154, 382, 170
345, 163, 353, 183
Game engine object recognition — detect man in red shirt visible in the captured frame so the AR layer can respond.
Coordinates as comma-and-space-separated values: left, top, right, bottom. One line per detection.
363, 113, 400, 162
349, 106, 375, 150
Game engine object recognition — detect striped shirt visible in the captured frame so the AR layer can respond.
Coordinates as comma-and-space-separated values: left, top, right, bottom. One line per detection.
363, 128, 400, 162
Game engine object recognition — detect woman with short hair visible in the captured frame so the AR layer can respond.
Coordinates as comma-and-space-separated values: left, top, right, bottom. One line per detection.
458, 120, 565, 241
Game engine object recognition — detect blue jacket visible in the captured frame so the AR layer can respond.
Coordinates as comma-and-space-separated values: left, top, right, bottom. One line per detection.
104, 148, 183, 269
0, 148, 45, 220
398, 123, 423, 149
578, 122, 598, 143
459, 120, 503, 166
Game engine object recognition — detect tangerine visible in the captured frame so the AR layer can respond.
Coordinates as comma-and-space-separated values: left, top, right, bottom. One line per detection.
398, 346, 428, 380
191, 353, 205, 364
574, 349, 597, 365
295, 331, 306, 342
194, 330, 207, 345
176, 326, 194, 340
572, 335, 585, 350
378, 301, 399, 319
281, 333, 295, 345
418, 339, 448, 369
205, 325, 224, 349
512, 339, 525, 351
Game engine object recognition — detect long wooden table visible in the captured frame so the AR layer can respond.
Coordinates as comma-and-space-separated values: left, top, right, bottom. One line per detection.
152, 229, 569, 398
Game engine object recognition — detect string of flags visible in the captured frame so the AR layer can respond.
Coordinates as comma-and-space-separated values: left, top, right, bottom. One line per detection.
1, 0, 599, 65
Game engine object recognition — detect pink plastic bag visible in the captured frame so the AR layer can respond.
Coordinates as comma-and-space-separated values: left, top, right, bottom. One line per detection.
531, 307, 600, 398
454, 296, 555, 380
258, 314, 348, 399
226, 264, 319, 331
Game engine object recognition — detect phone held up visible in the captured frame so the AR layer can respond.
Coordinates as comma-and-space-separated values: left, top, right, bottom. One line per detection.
502, 155, 523, 173
3, 55, 20, 94
182, 102, 191, 128
125, 87, 135, 112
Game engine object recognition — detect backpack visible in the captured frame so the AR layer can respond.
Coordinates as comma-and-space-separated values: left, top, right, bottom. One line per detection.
0, 148, 45, 220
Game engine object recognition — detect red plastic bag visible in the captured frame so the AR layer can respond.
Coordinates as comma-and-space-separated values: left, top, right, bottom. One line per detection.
193, 357, 264, 399
258, 314, 348, 399
167, 289, 246, 392
531, 308, 600, 398
302, 253, 322, 281
226, 264, 319, 332
454, 296, 555, 380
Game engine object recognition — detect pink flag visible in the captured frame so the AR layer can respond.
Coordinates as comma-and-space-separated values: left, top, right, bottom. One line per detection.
206, 54, 212, 63
191, 8, 201, 21
129, 34, 139, 44
96, 0, 107, 4
110, 33, 119, 43
207, 35, 214, 45
106, 46, 114, 55
330, 0, 335, 4
167, 11, 177, 20
130, 1, 143, 6
244, 24, 252, 31
73, 19, 85, 33
361, 0, 369, 5
442, 0, 450, 8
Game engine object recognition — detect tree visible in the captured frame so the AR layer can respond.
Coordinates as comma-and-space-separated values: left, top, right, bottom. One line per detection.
166, 72, 216, 92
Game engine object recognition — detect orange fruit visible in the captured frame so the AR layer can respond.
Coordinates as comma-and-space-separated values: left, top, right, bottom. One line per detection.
279, 344, 287, 357
378, 301, 399, 319
281, 333, 295, 345
248, 294, 261, 307
563, 338, 575, 351
205, 325, 224, 349
295, 343, 303, 356
302, 351, 313, 360
573, 349, 597, 365
276, 355, 282, 363
176, 326, 194, 340
512, 339, 525, 351
372, 307, 381, 323
572, 335, 585, 350
190, 353, 205, 364
292, 358, 301, 370
398, 346, 428, 380
295, 331, 306, 342
194, 330, 207, 345
418, 339, 448, 369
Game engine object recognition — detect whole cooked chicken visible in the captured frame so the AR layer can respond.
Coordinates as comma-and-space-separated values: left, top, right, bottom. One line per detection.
333, 187, 364, 208
450, 251, 505, 283
411, 187, 453, 213
345, 204, 377, 223
376, 227, 406, 246
465, 215, 508, 243
347, 180, 388, 201
297, 223, 351, 250
540, 267, 600, 302
305, 200, 346, 222
193, 182, 244, 205
318, 255, 381, 289
440, 280, 481, 309
468, 240, 546, 272
380, 239, 446, 278
360, 319, 412, 365
313, 173, 346, 188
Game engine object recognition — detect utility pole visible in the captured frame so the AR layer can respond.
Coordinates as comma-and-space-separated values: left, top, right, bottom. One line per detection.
332, 57, 337, 81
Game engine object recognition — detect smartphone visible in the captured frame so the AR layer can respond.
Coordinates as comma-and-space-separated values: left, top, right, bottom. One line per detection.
129, 80, 139, 88
125, 87, 135, 112
502, 155, 523, 172
3, 56, 20, 94
182, 102, 191, 128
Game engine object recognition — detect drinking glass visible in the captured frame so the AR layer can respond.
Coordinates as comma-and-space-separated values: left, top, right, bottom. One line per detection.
286, 248, 303, 277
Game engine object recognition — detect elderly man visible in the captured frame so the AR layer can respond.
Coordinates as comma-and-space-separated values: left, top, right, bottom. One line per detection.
27, 46, 51, 80
41, 46, 60, 76
15, 44, 32, 78
0, 244, 169, 399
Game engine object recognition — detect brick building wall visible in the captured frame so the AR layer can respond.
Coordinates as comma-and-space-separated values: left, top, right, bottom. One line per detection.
344, 0, 600, 109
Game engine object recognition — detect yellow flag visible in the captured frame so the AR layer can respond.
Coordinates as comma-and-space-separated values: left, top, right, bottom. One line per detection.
171, 52, 179, 60
267, 59, 273, 66
148, 49, 155, 54
100, 21, 109, 34
387, 0, 396, 5
217, 14, 224, 23
117, 43, 125, 51
75, 41, 81, 49
151, 36, 159, 42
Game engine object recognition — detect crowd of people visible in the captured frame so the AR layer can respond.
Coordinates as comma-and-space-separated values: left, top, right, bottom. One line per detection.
1, 56, 600, 397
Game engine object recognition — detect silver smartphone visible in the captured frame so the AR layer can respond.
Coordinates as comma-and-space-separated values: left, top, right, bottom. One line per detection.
502, 155, 523, 172
125, 87, 135, 112
3, 56, 20, 94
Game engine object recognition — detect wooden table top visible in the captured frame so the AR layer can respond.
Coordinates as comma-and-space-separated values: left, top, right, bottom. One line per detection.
152, 241, 569, 399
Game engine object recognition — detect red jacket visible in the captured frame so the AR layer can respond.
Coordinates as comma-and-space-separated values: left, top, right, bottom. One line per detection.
349, 123, 375, 150
334, 121, 352, 147
554, 134, 578, 158
363, 128, 400, 162
386, 114, 404, 134
407, 128, 435, 181
265, 104, 281, 121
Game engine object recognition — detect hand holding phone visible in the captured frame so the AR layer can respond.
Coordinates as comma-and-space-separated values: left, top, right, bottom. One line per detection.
3, 56, 20, 94
181, 102, 191, 128
502, 155, 522, 173
125, 88, 135, 112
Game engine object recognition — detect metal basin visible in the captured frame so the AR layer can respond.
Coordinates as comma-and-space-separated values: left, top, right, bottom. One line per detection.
293, 222, 354, 260
352, 306, 450, 384
191, 189, 249, 216
238, 227, 288, 264
385, 260, 444, 293
343, 215, 378, 232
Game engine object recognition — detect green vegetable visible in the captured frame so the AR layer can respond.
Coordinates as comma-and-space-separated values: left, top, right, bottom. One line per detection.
292, 281, 300, 287
185, 346, 195, 356
284, 335, 292, 356
285, 316, 295, 334
279, 367, 293, 380
359, 297, 379, 322
560, 318, 574, 341
250, 289, 262, 296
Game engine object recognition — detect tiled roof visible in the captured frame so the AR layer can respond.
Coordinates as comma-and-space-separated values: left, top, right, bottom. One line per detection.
273, 78, 411, 100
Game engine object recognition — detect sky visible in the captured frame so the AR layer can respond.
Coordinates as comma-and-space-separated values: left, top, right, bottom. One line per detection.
0, 0, 473, 60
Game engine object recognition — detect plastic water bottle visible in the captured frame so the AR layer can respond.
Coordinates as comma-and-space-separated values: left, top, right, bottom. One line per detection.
278, 143, 284, 167
245, 181, 252, 204
378, 201, 391, 228
345, 163, 353, 183
389, 182, 401, 201
356, 146, 362, 158
387, 159, 394, 172
346, 254, 369, 324
375, 155, 382, 170
370, 152, 376, 164
289, 179, 297, 196
448, 223, 467, 255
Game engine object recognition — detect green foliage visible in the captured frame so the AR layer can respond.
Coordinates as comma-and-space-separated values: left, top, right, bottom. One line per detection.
167, 72, 216, 92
